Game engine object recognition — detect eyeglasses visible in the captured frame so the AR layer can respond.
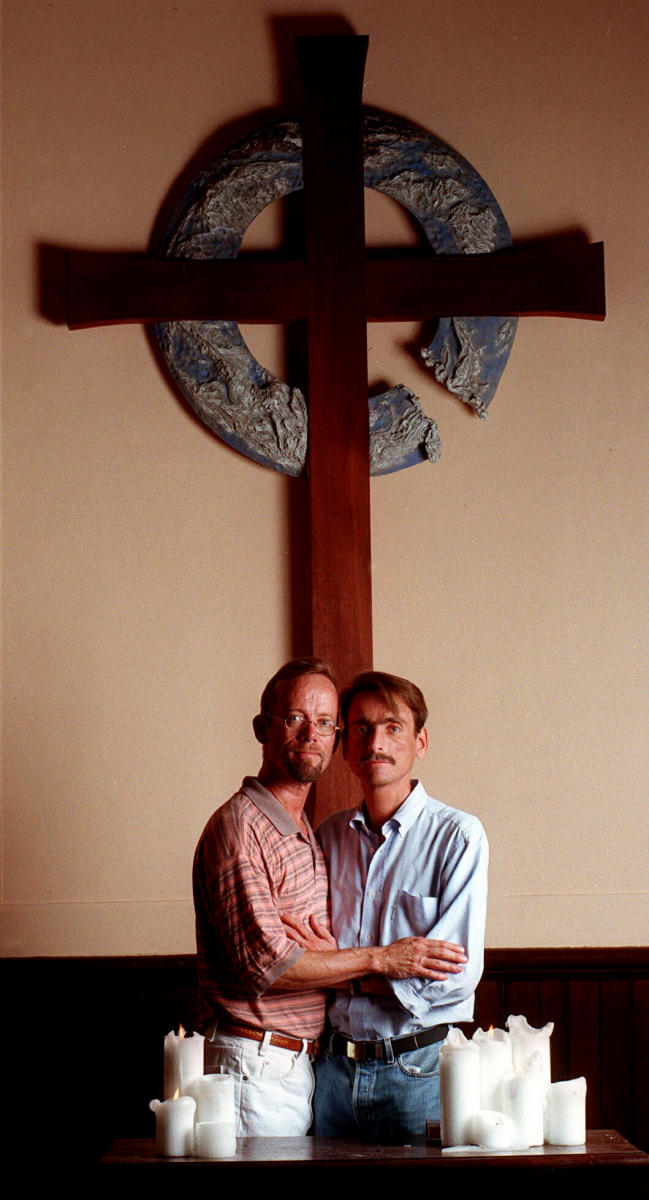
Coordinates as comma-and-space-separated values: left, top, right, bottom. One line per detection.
264, 712, 341, 737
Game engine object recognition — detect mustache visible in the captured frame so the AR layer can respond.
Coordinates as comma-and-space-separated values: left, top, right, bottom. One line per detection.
361, 754, 395, 764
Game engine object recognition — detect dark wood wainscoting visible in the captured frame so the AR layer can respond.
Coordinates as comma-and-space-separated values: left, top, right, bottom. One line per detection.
2, 948, 647, 1161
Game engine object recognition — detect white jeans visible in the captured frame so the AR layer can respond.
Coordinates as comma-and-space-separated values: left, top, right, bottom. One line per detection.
204, 1030, 315, 1135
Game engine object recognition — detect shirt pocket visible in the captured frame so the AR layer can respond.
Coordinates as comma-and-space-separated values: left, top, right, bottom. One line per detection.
390, 890, 438, 939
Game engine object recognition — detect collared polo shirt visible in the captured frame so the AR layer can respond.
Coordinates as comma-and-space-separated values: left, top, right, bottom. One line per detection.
193, 776, 330, 1038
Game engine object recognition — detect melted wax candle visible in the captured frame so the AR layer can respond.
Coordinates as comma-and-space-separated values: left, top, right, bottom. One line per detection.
163, 1026, 205, 1098
500, 1050, 545, 1148
195, 1121, 237, 1158
469, 1109, 514, 1150
545, 1077, 587, 1145
472, 1026, 512, 1109
440, 1028, 480, 1147
506, 1014, 553, 1092
150, 1093, 196, 1157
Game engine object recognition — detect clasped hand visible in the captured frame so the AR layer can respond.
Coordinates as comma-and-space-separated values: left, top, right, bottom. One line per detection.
280, 911, 467, 981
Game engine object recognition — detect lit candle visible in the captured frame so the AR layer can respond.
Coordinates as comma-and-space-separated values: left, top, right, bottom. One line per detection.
149, 1093, 196, 1157
500, 1050, 545, 1148
544, 1077, 587, 1145
163, 1026, 205, 1099
472, 1026, 512, 1109
506, 1014, 554, 1092
468, 1109, 514, 1150
440, 1027, 481, 1147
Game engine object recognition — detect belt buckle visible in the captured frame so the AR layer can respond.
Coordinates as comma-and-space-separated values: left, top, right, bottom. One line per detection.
345, 1039, 358, 1059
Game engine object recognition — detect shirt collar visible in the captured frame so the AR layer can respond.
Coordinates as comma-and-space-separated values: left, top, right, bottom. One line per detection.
350, 780, 427, 837
241, 775, 314, 841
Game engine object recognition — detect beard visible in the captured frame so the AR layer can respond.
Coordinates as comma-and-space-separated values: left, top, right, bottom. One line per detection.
285, 753, 325, 783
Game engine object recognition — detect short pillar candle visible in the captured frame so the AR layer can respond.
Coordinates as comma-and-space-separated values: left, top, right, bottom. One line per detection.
545, 1077, 587, 1145
149, 1095, 196, 1157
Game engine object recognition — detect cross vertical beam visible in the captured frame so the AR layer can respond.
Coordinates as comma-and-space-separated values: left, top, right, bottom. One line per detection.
298, 37, 372, 820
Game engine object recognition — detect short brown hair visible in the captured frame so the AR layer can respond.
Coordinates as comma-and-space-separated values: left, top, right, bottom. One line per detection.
340, 671, 428, 733
259, 657, 338, 715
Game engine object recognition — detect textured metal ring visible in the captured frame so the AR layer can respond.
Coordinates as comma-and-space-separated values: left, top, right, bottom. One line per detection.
155, 108, 516, 477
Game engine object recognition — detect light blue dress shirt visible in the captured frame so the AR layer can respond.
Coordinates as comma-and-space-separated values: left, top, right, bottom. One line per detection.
317, 781, 489, 1039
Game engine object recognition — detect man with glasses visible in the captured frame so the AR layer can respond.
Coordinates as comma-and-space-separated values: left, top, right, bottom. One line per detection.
193, 658, 466, 1136
288, 670, 489, 1141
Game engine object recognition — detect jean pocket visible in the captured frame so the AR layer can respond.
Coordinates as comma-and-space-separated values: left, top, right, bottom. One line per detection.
396, 1043, 441, 1079
258, 1049, 302, 1081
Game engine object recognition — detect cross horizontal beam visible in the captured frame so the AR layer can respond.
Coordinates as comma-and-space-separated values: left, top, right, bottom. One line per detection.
66, 242, 605, 329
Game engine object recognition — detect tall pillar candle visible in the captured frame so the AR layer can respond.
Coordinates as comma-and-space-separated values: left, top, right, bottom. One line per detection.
440, 1028, 481, 1147
150, 1095, 196, 1157
506, 1015, 553, 1092
545, 1077, 587, 1145
472, 1027, 512, 1109
163, 1027, 205, 1098
500, 1050, 545, 1148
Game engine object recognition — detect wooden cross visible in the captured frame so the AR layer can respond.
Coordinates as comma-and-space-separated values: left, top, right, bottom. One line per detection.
66, 36, 605, 822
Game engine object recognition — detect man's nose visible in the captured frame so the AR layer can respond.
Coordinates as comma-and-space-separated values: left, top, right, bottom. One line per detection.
365, 724, 383, 751
298, 719, 318, 740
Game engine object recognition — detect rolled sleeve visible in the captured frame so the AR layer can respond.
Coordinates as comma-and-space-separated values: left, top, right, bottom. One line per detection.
207, 847, 304, 995
390, 824, 488, 1020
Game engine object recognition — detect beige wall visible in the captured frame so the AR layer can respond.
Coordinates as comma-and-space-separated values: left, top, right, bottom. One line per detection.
2, 0, 648, 956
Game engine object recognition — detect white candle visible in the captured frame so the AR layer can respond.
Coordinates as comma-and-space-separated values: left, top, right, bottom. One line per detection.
195, 1121, 237, 1158
440, 1027, 481, 1147
506, 1015, 554, 1092
149, 1094, 196, 1157
500, 1050, 545, 1148
469, 1109, 514, 1150
544, 1077, 587, 1145
163, 1027, 205, 1099
189, 1073, 236, 1124
472, 1027, 513, 1109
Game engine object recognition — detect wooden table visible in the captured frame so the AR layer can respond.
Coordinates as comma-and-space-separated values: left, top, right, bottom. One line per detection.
102, 1130, 647, 1173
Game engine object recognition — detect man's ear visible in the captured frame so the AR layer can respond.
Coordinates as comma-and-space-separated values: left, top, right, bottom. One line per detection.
252, 713, 268, 744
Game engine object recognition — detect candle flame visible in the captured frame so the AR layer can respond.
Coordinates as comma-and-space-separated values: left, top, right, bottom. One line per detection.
178, 1025, 186, 1039
173, 1088, 180, 1101
488, 1025, 495, 1037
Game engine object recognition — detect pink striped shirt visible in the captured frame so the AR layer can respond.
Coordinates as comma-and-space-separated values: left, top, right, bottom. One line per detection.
193, 776, 330, 1038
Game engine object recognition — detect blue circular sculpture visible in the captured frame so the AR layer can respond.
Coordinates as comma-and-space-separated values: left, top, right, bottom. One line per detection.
155, 109, 517, 476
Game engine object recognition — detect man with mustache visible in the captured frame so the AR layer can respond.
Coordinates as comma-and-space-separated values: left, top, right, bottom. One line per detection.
193, 659, 466, 1136
290, 670, 489, 1140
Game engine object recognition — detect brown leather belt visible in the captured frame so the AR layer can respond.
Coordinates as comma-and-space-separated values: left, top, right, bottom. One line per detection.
330, 1023, 448, 1061
218, 1020, 320, 1056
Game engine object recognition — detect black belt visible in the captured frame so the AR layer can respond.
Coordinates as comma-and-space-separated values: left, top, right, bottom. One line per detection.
329, 1023, 448, 1061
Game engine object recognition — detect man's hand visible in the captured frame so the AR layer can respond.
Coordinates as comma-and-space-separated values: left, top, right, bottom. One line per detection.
271, 926, 465, 992
280, 912, 338, 952
378, 937, 467, 981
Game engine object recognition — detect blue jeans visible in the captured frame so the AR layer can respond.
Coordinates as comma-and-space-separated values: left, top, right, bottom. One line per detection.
312, 1040, 440, 1140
